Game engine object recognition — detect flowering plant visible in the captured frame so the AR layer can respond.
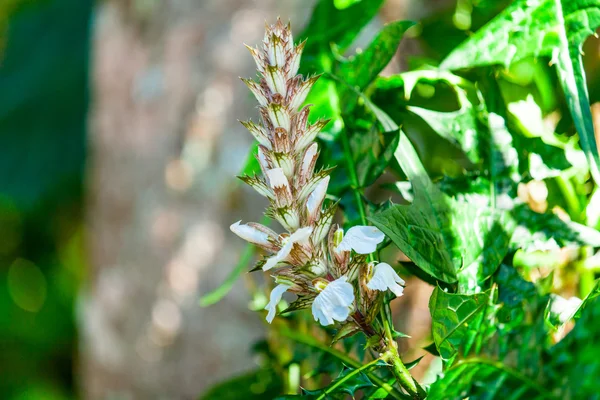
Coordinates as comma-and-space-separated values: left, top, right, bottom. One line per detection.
203, 1, 600, 399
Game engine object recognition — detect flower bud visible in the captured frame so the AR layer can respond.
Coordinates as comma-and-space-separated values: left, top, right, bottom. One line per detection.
299, 143, 319, 186
308, 260, 328, 276
267, 103, 291, 131
240, 120, 272, 149
312, 202, 336, 244
264, 65, 286, 95
289, 75, 319, 110
267, 33, 285, 67
266, 168, 293, 207
306, 175, 330, 221
241, 78, 269, 106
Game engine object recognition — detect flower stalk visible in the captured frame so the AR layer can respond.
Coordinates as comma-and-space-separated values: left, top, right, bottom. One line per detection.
231, 19, 425, 398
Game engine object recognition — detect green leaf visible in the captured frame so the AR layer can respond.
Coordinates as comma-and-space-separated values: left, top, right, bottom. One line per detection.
199, 216, 271, 306
441, 0, 600, 70
407, 88, 484, 165
337, 20, 416, 91
198, 242, 255, 307
353, 126, 400, 188
509, 204, 600, 251
355, 98, 510, 288
507, 95, 580, 180
371, 164, 512, 288
429, 287, 490, 360
574, 279, 600, 319
374, 69, 471, 100
278, 328, 405, 400
428, 359, 550, 400
299, 0, 384, 55
312, 364, 378, 399
441, 0, 600, 184
547, 294, 600, 399
556, 45, 599, 182
331, 321, 362, 344
239, 141, 260, 175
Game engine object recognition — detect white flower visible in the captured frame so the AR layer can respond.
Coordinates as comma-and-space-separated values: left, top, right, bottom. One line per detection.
306, 175, 329, 218
311, 276, 354, 326
230, 221, 270, 247
550, 295, 582, 324
264, 283, 292, 323
263, 226, 313, 270
367, 263, 405, 297
337, 226, 385, 254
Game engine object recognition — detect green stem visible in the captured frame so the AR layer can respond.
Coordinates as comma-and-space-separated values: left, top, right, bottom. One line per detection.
339, 120, 378, 267
340, 126, 368, 227
555, 175, 581, 222
579, 246, 595, 298
199, 242, 255, 306
316, 357, 384, 400
278, 327, 405, 400
337, 90, 423, 397
382, 320, 427, 399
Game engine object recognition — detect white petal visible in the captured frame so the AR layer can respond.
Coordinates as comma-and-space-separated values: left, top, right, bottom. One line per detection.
367, 263, 405, 297
337, 226, 385, 254
289, 226, 313, 244
306, 176, 329, 216
230, 221, 270, 246
264, 283, 291, 323
266, 168, 289, 190
299, 143, 318, 182
257, 147, 271, 171
311, 276, 354, 326
263, 227, 313, 271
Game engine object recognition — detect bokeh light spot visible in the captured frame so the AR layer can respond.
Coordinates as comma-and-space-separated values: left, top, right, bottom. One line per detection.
7, 258, 47, 313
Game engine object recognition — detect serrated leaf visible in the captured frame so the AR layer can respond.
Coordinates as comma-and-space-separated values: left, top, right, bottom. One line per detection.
353, 126, 400, 188
509, 204, 600, 250
404, 356, 424, 370
371, 173, 512, 289
441, 0, 600, 70
306, 359, 388, 400
337, 20, 416, 91
299, 0, 385, 55
331, 321, 361, 344
429, 287, 490, 360
441, 0, 600, 184
427, 361, 548, 399
374, 69, 471, 100
357, 100, 510, 289
407, 88, 484, 165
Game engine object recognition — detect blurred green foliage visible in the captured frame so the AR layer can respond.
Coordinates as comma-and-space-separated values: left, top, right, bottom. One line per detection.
0, 0, 91, 398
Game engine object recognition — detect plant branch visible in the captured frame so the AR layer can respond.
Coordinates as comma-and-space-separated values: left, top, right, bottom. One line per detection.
278, 327, 406, 400
382, 319, 427, 399
316, 357, 384, 400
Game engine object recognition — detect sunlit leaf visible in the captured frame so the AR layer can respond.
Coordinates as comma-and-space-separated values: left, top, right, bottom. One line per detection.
337, 20, 416, 91
407, 88, 484, 165
441, 0, 600, 184
429, 287, 490, 360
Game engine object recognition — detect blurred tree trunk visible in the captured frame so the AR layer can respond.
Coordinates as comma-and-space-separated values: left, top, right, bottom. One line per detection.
82, 1, 307, 398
